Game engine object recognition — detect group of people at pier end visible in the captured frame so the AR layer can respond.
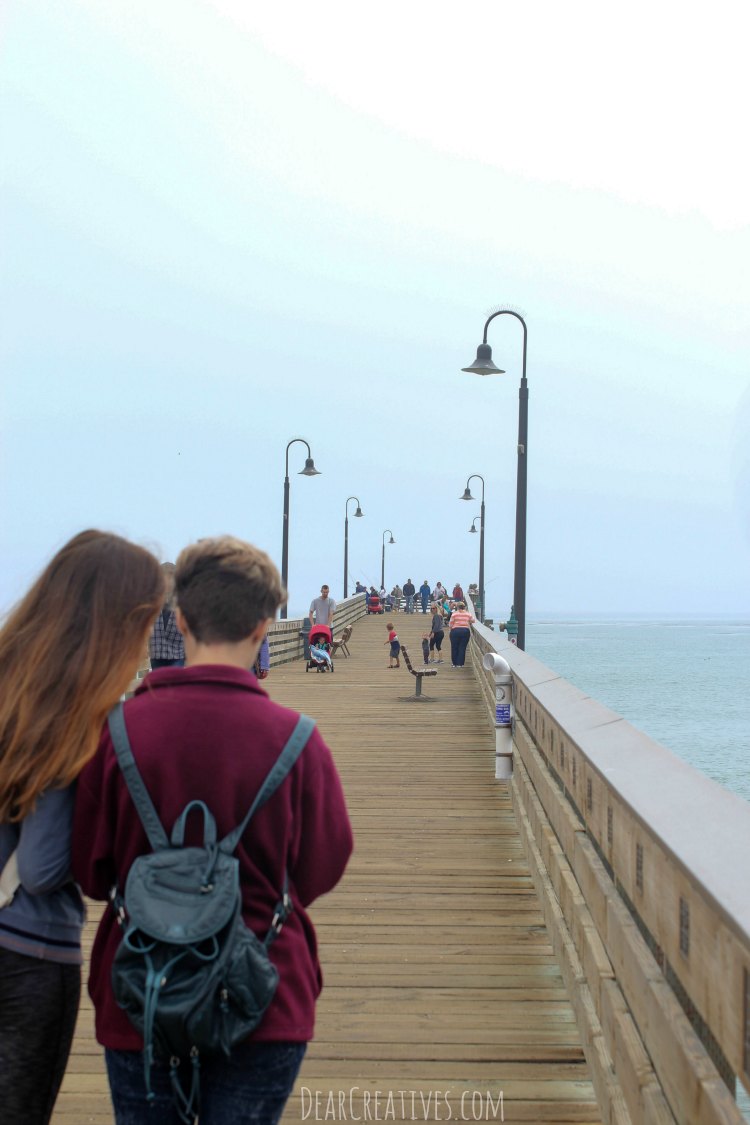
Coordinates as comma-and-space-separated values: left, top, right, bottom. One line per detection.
352, 579, 475, 669
355, 578, 467, 617
0, 531, 352, 1125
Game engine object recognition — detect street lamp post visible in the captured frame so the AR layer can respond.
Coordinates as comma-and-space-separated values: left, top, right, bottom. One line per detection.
344, 496, 364, 599
462, 311, 528, 650
381, 530, 395, 590
460, 475, 485, 623
280, 438, 320, 620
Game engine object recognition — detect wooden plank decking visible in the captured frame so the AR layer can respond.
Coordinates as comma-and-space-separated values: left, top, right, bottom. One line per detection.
54, 611, 599, 1124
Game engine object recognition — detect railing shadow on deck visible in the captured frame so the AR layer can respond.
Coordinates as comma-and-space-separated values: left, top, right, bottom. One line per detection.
467, 598, 750, 1125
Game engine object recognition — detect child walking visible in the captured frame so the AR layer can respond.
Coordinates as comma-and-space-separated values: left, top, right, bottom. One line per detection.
385, 622, 400, 668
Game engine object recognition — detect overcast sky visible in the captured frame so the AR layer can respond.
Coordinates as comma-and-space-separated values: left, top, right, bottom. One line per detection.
2, 0, 748, 621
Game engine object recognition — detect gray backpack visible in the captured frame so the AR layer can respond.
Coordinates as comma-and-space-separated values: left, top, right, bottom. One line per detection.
107, 702, 314, 1123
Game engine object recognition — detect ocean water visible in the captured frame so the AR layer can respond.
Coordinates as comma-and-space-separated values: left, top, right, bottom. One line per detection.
504, 615, 750, 803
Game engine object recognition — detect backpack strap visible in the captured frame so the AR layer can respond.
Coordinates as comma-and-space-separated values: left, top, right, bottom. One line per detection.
219, 714, 315, 854
108, 703, 169, 851
107, 705, 315, 857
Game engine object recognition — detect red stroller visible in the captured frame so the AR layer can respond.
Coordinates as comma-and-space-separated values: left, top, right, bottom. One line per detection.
366, 593, 383, 615
307, 624, 334, 672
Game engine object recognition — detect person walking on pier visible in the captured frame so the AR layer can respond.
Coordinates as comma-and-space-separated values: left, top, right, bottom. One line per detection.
429, 603, 445, 662
148, 562, 185, 669
0, 531, 163, 1125
310, 584, 336, 631
254, 635, 270, 679
72, 537, 352, 1125
419, 579, 431, 614
385, 621, 401, 668
403, 578, 415, 613
448, 601, 475, 668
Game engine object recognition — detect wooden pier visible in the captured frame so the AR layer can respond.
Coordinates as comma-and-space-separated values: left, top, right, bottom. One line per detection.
53, 610, 598, 1123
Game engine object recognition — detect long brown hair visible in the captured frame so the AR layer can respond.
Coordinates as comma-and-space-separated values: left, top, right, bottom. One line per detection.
0, 530, 164, 822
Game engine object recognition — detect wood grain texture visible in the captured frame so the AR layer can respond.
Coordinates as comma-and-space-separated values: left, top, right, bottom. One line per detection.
53, 613, 599, 1123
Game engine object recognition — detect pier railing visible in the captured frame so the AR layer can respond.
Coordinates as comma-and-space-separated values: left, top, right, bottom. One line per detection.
468, 608, 750, 1125
267, 594, 367, 667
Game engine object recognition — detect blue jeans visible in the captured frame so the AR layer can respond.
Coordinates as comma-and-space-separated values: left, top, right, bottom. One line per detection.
405, 595, 414, 613
106, 1041, 306, 1125
450, 627, 471, 666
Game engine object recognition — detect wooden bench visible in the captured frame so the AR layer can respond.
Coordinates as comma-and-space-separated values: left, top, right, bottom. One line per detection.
331, 624, 353, 658
399, 645, 438, 698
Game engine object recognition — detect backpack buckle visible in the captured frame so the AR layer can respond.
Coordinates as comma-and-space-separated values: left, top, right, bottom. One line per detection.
270, 891, 293, 936
109, 885, 127, 927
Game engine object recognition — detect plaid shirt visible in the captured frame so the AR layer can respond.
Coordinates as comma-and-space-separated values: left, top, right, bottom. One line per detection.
148, 608, 185, 661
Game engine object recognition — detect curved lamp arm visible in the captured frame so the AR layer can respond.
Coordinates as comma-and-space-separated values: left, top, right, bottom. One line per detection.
285, 437, 320, 478
461, 473, 485, 502
482, 310, 527, 384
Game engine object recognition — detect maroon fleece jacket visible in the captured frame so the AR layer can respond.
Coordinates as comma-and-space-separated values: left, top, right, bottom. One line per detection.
72, 664, 353, 1049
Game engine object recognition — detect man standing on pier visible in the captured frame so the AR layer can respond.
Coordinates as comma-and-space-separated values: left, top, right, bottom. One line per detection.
310, 584, 336, 631
403, 578, 415, 614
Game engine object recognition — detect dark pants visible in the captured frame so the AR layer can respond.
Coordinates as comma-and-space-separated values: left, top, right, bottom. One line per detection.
150, 657, 185, 668
450, 627, 471, 667
429, 630, 444, 653
420, 595, 429, 613
106, 1041, 306, 1125
0, 947, 81, 1125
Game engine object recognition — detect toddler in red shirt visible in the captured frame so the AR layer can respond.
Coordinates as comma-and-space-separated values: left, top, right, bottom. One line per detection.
385, 622, 400, 667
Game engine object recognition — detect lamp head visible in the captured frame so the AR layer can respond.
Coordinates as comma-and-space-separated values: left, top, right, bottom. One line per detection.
299, 457, 321, 476
388, 535, 395, 545
469, 523, 478, 534
462, 343, 505, 376
460, 487, 473, 501
354, 506, 363, 518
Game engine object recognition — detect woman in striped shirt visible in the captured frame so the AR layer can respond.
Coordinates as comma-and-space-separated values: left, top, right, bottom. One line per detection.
448, 602, 475, 667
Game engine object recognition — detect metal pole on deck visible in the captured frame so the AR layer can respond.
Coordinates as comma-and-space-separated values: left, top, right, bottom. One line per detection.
381, 530, 395, 590
461, 475, 485, 622
344, 497, 363, 599
462, 311, 528, 650
280, 438, 320, 620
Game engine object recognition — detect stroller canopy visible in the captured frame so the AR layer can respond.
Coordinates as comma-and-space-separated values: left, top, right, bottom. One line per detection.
309, 624, 332, 645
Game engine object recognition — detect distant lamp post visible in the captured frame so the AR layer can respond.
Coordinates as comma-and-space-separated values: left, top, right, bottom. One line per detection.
281, 438, 320, 620
469, 517, 480, 533
344, 496, 364, 598
462, 310, 528, 649
381, 530, 395, 589
460, 475, 485, 622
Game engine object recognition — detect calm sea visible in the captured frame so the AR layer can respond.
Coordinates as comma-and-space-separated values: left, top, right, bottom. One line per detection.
495, 615, 750, 803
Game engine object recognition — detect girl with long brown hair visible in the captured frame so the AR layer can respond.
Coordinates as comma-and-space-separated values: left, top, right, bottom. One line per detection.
0, 530, 164, 1125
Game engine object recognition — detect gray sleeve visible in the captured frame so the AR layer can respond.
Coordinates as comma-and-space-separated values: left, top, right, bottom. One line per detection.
16, 785, 76, 895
